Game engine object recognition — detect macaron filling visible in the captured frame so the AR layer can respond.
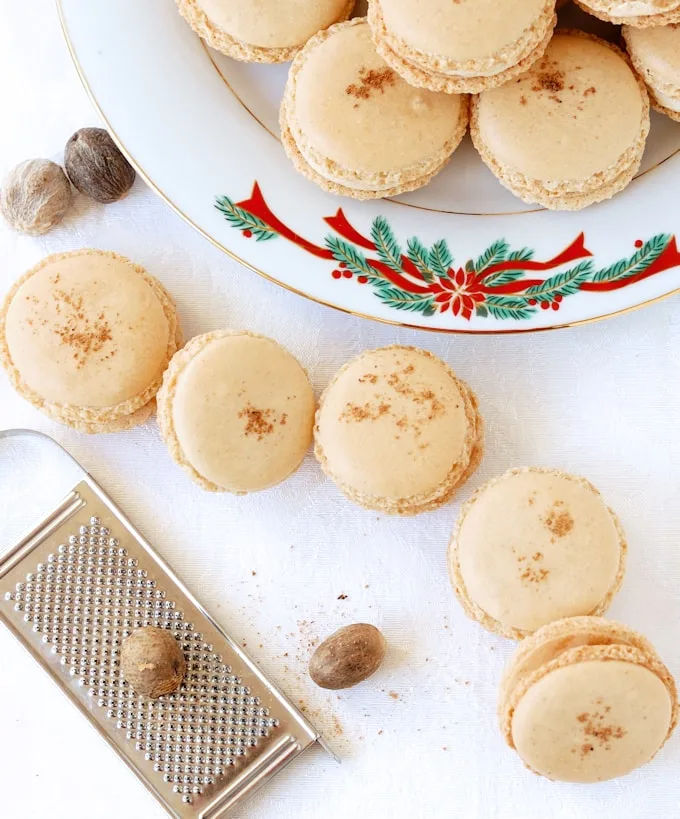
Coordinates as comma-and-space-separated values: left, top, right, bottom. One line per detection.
653, 88, 680, 110
371, 0, 554, 74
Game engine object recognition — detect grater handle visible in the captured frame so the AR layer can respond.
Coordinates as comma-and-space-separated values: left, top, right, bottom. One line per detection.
199, 735, 302, 819
0, 429, 92, 567
0, 427, 90, 473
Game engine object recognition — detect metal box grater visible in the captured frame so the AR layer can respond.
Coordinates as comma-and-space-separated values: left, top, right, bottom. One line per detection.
0, 430, 332, 818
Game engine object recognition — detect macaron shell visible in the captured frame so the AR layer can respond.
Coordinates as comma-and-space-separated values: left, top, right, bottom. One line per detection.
452, 468, 625, 637
625, 24, 680, 119
195, 0, 352, 48
369, 1, 556, 94
3, 252, 170, 408
376, 0, 550, 63
158, 331, 315, 493
0, 250, 181, 431
315, 346, 480, 513
176, 0, 355, 62
497, 616, 660, 722
475, 33, 645, 183
511, 649, 674, 782
284, 19, 466, 189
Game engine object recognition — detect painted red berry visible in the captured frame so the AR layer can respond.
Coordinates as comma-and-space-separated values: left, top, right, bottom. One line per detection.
332, 270, 342, 279
635, 240, 643, 248
243, 230, 253, 238
554, 294, 563, 303
528, 299, 537, 306
357, 276, 369, 284
339, 262, 347, 268
551, 302, 560, 311
342, 270, 353, 279
541, 301, 550, 310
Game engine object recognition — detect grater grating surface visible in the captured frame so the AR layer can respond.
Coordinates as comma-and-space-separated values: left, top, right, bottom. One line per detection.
0, 431, 331, 818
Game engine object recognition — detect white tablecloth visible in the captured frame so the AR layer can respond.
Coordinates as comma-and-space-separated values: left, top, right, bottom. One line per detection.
2, 2, 680, 817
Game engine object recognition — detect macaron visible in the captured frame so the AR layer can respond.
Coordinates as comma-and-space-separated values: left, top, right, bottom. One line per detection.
0, 249, 181, 434
157, 331, 315, 493
625, 23, 680, 121
367, 0, 557, 95
175, 0, 355, 63
471, 32, 650, 211
448, 467, 626, 639
314, 346, 483, 515
280, 18, 469, 200
574, 0, 680, 27
499, 617, 678, 782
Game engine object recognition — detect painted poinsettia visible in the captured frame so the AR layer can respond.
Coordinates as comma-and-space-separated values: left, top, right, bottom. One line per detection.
215, 183, 680, 323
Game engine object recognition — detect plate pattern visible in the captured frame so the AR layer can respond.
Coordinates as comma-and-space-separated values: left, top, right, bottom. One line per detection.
217, 184, 680, 323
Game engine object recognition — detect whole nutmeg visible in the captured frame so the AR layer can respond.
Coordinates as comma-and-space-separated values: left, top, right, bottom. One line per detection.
120, 626, 186, 698
309, 623, 386, 690
0, 159, 72, 235
64, 127, 136, 203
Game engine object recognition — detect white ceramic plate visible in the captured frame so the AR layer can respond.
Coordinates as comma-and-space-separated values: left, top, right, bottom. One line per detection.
57, 0, 680, 333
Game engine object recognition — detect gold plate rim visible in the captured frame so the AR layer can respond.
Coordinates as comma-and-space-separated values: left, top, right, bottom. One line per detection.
54, 0, 680, 336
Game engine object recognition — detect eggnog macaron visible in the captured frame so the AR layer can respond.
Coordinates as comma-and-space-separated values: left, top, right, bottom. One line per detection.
574, 0, 680, 27
176, 0, 355, 62
157, 331, 315, 493
280, 18, 469, 200
625, 23, 680, 121
471, 32, 650, 210
449, 468, 626, 639
367, 0, 557, 95
0, 249, 181, 433
315, 346, 483, 515
499, 617, 678, 782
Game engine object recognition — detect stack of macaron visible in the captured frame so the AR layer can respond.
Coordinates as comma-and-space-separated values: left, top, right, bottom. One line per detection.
499, 617, 677, 782
446, 464, 679, 781
176, 0, 680, 210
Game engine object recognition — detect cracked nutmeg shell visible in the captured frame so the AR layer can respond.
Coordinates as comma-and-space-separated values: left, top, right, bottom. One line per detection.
309, 623, 387, 690
120, 626, 186, 698
64, 127, 136, 203
0, 159, 72, 235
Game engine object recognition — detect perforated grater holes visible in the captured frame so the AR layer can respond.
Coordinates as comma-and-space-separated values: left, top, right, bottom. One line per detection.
4, 515, 280, 806
0, 443, 326, 819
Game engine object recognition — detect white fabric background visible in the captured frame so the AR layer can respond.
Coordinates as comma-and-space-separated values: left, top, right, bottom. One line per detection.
1, 2, 680, 818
